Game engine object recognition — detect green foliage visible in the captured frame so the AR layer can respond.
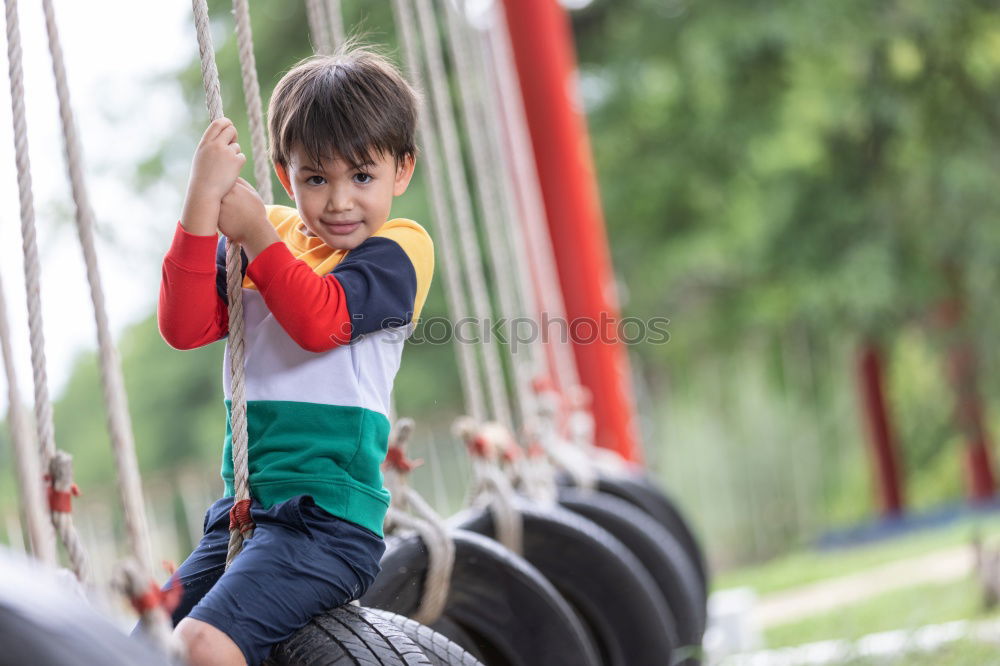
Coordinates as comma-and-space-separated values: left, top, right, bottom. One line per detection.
6, 0, 1000, 569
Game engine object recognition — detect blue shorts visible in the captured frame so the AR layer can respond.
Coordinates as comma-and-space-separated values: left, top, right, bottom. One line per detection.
167, 495, 385, 665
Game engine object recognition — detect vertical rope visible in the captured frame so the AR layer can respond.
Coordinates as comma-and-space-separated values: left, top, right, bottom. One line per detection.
486, 6, 581, 392
412, 0, 513, 428
231, 0, 273, 204
392, 0, 487, 422
0, 268, 56, 566
325, 0, 345, 52
4, 0, 89, 582
191, 0, 253, 566
441, 1, 539, 430
305, 0, 332, 55
39, 0, 178, 646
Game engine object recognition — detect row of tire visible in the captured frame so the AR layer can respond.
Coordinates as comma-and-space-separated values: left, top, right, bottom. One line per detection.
270, 472, 709, 666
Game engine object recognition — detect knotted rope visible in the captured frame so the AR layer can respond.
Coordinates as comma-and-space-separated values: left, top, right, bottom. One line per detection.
191, 0, 254, 567
454, 418, 523, 555
391, 0, 486, 423
383, 419, 455, 625
0, 267, 55, 565
4, 0, 88, 582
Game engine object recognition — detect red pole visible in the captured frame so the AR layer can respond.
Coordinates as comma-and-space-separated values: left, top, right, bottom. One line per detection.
857, 342, 905, 516
935, 273, 996, 501
500, 0, 641, 462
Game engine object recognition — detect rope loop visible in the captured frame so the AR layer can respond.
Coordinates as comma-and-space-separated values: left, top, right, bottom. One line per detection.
381, 417, 455, 625
455, 418, 524, 554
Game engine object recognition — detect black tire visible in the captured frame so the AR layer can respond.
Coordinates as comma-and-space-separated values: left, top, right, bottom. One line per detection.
558, 487, 706, 663
362, 529, 601, 666
370, 609, 483, 666
266, 604, 431, 665
0, 549, 171, 666
420, 615, 486, 663
453, 499, 680, 666
592, 473, 709, 599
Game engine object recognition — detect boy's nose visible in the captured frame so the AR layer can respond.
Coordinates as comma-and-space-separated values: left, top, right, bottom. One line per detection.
327, 190, 353, 212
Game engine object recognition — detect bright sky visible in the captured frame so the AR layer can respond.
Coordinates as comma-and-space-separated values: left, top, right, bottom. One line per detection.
0, 0, 194, 413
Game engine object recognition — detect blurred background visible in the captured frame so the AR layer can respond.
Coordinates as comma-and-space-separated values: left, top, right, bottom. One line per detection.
3, 0, 1000, 662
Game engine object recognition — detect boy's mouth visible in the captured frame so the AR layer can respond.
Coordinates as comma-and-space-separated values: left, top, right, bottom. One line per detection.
319, 220, 362, 235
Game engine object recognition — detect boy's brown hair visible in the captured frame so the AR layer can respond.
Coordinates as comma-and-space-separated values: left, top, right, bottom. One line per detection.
268, 45, 418, 169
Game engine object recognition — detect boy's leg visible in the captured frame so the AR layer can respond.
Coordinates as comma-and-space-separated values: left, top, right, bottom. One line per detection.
176, 617, 247, 666
169, 497, 234, 626
181, 495, 385, 666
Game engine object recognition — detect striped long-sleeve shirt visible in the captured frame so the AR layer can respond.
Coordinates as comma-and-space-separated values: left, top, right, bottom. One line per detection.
158, 205, 434, 536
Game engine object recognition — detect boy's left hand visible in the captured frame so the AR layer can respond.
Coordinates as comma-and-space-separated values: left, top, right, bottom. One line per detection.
219, 178, 279, 260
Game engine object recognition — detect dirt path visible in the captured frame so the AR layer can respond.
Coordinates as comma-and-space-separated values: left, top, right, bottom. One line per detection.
755, 545, 974, 628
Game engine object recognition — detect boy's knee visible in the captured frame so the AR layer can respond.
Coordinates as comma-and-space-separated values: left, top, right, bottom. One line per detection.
176, 617, 247, 666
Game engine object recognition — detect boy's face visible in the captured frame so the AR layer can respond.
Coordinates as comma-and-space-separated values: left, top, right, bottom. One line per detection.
276, 146, 415, 251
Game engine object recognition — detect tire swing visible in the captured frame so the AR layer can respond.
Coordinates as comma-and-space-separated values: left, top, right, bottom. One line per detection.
367, 610, 483, 666
0, 550, 173, 666
556, 487, 706, 662
362, 422, 599, 666
449, 424, 679, 666
366, 531, 600, 666
588, 472, 710, 602
265, 605, 432, 666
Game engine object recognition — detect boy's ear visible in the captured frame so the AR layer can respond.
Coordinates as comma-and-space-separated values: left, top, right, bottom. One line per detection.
275, 163, 294, 199
393, 154, 416, 197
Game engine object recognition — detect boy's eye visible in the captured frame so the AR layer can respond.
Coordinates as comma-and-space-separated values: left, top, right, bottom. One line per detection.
306, 175, 326, 185
353, 173, 373, 184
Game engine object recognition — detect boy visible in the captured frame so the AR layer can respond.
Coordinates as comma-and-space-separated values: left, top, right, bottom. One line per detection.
157, 47, 433, 666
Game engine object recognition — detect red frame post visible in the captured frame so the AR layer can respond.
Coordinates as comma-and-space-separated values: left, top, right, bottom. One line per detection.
857, 342, 905, 516
500, 0, 641, 462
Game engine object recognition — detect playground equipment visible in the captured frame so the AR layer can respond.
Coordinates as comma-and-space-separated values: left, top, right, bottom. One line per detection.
1, 0, 709, 664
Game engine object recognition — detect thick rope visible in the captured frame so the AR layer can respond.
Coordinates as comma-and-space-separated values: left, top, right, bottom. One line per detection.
191, 0, 254, 566
413, 0, 513, 429
324, 0, 345, 52
4, 0, 88, 582
232, 0, 273, 205
383, 419, 455, 625
305, 0, 332, 55
441, 2, 539, 432
40, 0, 178, 645
0, 268, 56, 565
454, 418, 523, 555
392, 0, 486, 422
484, 7, 581, 393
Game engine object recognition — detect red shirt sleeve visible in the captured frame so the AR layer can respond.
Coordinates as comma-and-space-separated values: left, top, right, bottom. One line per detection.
246, 241, 352, 353
157, 222, 229, 350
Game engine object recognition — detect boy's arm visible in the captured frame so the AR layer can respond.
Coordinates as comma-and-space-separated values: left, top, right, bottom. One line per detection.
157, 224, 229, 350
158, 117, 246, 350
246, 229, 431, 353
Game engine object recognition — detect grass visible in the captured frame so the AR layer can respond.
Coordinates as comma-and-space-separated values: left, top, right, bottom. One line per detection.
826, 640, 1000, 665
713, 512, 1000, 596
764, 578, 999, 648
